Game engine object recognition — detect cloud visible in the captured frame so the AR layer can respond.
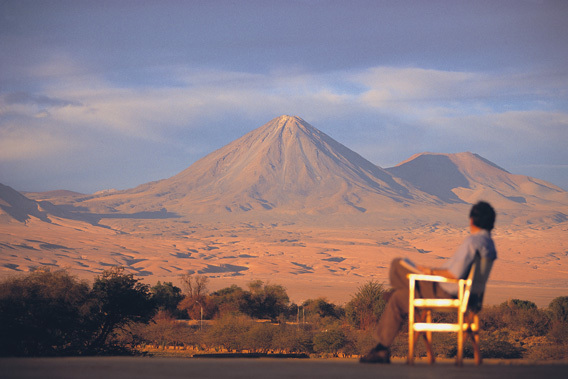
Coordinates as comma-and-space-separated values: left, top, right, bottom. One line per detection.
0, 123, 72, 161
1, 62, 566, 191
4, 92, 82, 108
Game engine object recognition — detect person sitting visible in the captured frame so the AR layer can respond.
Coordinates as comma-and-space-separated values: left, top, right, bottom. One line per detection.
360, 201, 497, 363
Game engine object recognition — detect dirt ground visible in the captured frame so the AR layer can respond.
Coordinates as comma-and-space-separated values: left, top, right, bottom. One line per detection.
2, 357, 568, 379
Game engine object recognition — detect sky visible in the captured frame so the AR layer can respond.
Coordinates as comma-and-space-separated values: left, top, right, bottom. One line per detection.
1, 0, 567, 193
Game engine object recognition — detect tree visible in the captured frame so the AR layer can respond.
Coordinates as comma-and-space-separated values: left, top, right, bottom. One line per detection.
151, 281, 183, 317
210, 284, 247, 317
0, 268, 92, 356
506, 299, 537, 310
243, 281, 290, 321
88, 267, 155, 351
180, 273, 209, 298
302, 297, 342, 323
178, 273, 214, 320
548, 296, 568, 323
345, 280, 388, 330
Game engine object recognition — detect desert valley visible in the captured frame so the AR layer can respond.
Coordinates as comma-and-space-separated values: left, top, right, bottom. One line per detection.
1, 115, 567, 307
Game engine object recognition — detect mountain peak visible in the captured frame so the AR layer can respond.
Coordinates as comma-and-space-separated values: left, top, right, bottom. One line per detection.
267, 115, 312, 134
275, 115, 303, 123
387, 152, 567, 207
91, 116, 421, 214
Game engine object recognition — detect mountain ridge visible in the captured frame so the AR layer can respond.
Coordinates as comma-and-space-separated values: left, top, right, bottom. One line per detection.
2, 115, 567, 224
387, 151, 568, 209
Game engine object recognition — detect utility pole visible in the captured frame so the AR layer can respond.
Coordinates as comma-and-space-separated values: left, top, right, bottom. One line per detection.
195, 300, 203, 330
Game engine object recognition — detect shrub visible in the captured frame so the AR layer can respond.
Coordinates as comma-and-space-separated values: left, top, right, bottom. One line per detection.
345, 281, 388, 330
271, 325, 314, 354
548, 296, 568, 323
205, 314, 252, 352
313, 327, 348, 356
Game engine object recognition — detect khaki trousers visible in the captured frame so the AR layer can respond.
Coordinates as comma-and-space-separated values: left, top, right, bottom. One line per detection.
375, 258, 453, 347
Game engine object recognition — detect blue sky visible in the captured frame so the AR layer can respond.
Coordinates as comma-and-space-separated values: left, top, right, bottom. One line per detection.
1, 0, 567, 193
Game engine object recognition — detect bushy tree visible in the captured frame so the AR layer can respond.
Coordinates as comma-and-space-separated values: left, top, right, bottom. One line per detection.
0, 268, 92, 356
313, 326, 348, 356
507, 299, 537, 310
548, 296, 568, 323
345, 280, 388, 330
210, 284, 247, 317
302, 297, 342, 323
151, 281, 183, 317
242, 281, 290, 321
88, 267, 156, 352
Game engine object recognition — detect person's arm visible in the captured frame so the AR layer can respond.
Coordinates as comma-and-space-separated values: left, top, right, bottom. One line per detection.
416, 265, 456, 279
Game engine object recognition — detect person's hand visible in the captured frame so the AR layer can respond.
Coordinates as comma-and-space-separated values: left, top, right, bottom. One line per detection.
416, 265, 431, 274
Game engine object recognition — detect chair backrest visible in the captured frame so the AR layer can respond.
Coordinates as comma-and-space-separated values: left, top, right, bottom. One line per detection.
463, 252, 494, 313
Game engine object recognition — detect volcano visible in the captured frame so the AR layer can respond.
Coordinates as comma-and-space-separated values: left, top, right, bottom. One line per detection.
81, 115, 436, 215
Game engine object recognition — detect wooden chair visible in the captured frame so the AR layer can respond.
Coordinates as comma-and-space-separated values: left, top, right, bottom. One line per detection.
407, 253, 494, 365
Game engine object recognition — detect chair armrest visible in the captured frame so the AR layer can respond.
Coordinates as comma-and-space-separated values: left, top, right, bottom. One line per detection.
407, 273, 460, 283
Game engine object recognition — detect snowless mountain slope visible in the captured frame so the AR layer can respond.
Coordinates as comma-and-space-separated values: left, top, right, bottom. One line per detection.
80, 116, 437, 215
0, 183, 51, 223
386, 152, 568, 210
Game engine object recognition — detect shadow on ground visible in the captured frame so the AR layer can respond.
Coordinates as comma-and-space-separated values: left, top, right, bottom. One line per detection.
2, 357, 568, 379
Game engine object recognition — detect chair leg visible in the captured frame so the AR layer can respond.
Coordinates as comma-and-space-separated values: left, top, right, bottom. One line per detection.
456, 311, 464, 366
425, 310, 434, 364
471, 314, 482, 365
408, 298, 416, 365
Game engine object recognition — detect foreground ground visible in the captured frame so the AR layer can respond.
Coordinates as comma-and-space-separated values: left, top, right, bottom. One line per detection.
2, 357, 568, 379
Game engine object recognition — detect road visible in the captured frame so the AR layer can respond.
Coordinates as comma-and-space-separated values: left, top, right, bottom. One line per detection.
2, 357, 567, 379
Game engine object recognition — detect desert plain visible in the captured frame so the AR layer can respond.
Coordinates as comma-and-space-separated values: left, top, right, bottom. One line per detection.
1, 116, 567, 308
1, 204, 566, 308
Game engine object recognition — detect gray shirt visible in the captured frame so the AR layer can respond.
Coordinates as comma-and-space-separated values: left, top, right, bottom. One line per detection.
440, 229, 497, 296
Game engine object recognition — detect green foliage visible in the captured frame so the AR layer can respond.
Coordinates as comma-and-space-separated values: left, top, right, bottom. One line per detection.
205, 313, 252, 352
208, 281, 290, 321
89, 267, 155, 351
0, 268, 92, 356
0, 267, 155, 356
507, 299, 537, 310
483, 300, 551, 339
477, 332, 523, 359
244, 322, 276, 353
130, 311, 199, 348
344, 280, 388, 330
313, 326, 348, 356
244, 281, 290, 321
302, 297, 342, 323
271, 325, 314, 354
151, 281, 183, 317
548, 296, 568, 323
2, 268, 566, 360
210, 284, 247, 316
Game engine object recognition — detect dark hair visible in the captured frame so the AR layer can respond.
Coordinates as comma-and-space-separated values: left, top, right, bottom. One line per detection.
470, 201, 496, 231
